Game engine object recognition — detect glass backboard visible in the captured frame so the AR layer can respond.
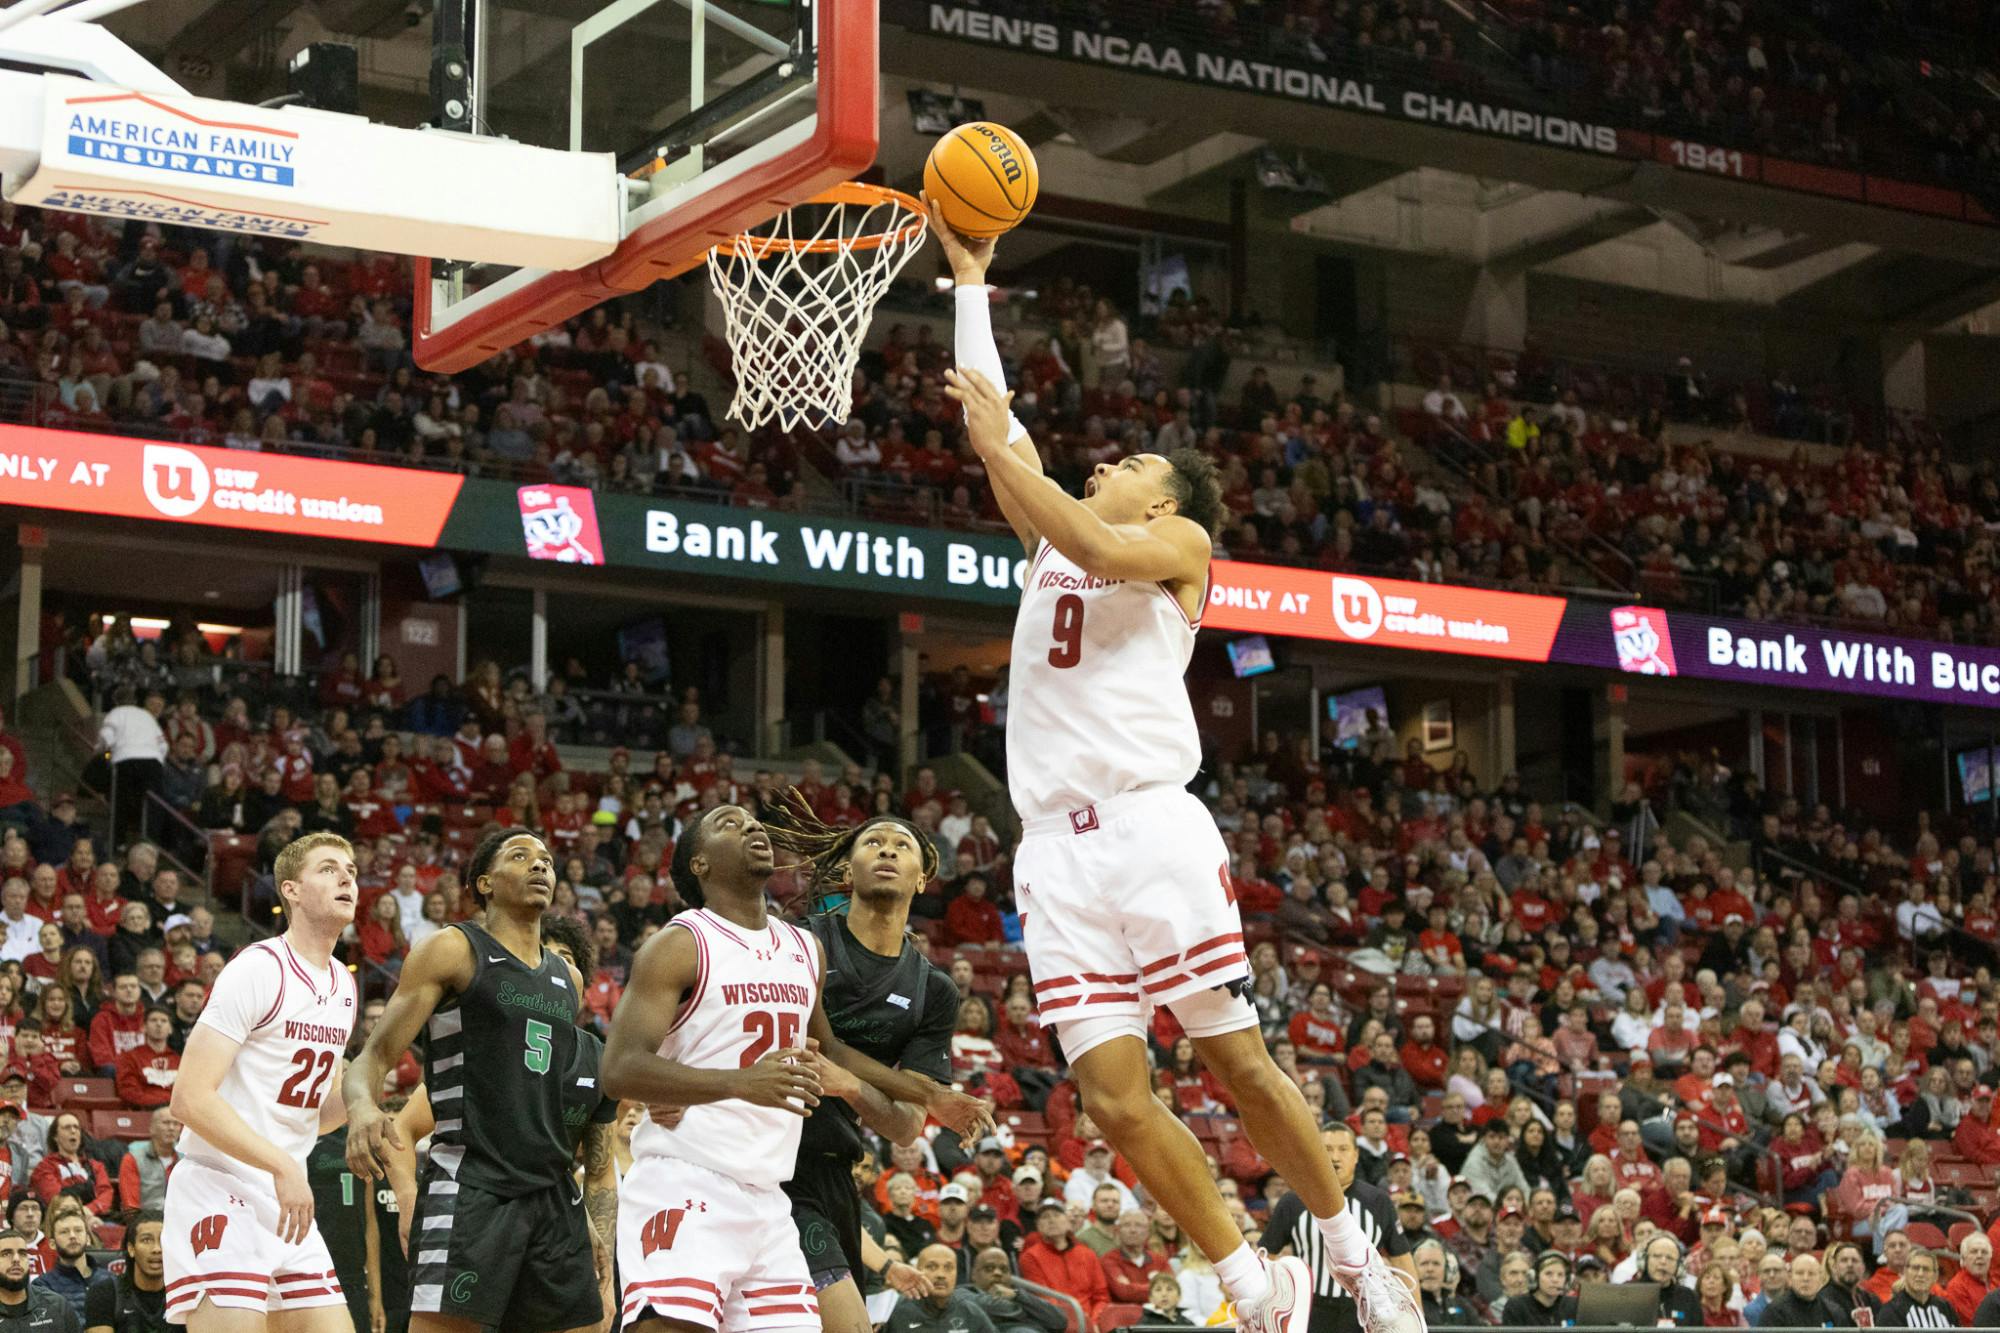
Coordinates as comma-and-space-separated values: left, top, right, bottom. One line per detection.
413, 0, 878, 372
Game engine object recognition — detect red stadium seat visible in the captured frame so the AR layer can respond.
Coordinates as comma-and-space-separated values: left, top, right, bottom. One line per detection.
1098, 1305, 1146, 1331
1906, 1223, 1949, 1251
1947, 1221, 1977, 1249
58, 1079, 120, 1111
1938, 1162, 1987, 1187
999, 1110, 1046, 1138
92, 1110, 151, 1142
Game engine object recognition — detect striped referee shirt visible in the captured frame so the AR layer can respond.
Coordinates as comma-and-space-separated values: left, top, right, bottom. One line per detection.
1266, 1179, 1409, 1333
1876, 1291, 1956, 1329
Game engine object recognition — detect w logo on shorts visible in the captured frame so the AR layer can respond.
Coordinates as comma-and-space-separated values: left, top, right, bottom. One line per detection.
190, 1215, 229, 1256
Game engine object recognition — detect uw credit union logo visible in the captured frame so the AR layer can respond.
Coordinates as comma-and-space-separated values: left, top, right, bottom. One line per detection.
142, 445, 210, 518
1330, 576, 1383, 640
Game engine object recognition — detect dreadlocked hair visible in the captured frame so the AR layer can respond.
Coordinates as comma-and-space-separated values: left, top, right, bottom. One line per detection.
763, 788, 939, 908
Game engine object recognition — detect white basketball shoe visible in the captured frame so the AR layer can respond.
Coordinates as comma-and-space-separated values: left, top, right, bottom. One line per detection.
1333, 1249, 1427, 1333
1232, 1253, 1312, 1333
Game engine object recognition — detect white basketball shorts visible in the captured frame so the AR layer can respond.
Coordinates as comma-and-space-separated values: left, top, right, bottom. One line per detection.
163, 1156, 345, 1323
1014, 784, 1253, 1056
618, 1155, 820, 1333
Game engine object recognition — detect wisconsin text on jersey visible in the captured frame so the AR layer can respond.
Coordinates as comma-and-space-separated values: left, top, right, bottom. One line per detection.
720, 982, 814, 1006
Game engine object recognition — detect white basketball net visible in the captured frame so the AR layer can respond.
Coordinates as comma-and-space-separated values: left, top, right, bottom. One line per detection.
707, 190, 928, 432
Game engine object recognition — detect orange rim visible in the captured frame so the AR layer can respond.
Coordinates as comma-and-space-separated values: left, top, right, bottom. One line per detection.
711, 181, 928, 258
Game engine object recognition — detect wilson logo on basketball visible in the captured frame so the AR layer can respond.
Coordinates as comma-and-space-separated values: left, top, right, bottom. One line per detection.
190, 1214, 228, 1255
970, 126, 1024, 183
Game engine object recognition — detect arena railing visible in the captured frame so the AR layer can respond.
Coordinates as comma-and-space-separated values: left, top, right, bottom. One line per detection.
1006, 1275, 1086, 1333
1398, 410, 1654, 601
1747, 844, 1868, 899
1865, 1197, 1988, 1252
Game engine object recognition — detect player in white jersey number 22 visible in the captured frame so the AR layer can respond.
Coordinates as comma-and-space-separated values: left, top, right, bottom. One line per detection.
165, 830, 360, 1332
930, 197, 1425, 1333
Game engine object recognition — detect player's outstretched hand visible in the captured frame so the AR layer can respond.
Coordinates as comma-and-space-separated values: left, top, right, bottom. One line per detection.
735, 1047, 822, 1115
646, 1103, 687, 1130
926, 1083, 995, 1140
942, 368, 1015, 457
923, 192, 995, 286
884, 1261, 929, 1299
273, 1159, 317, 1246
344, 1102, 405, 1181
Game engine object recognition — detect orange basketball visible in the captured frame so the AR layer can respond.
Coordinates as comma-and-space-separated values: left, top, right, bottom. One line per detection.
923, 122, 1040, 239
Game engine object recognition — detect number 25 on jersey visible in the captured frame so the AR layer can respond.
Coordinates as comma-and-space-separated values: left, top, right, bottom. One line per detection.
740, 1011, 800, 1065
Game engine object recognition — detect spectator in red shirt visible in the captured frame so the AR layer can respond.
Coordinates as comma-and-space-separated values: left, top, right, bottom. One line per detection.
86, 972, 144, 1075
31, 1112, 112, 1214
470, 734, 515, 804
1400, 1014, 1449, 1089
1510, 883, 1556, 935
966, 1138, 1018, 1223
358, 894, 408, 973
995, 994, 1057, 1076
1100, 1209, 1168, 1305
82, 862, 126, 938
1416, 904, 1464, 973
508, 710, 563, 784
113, 1007, 179, 1109
1287, 984, 1346, 1064
944, 874, 1003, 946
1647, 1004, 1698, 1068
1775, 1113, 1841, 1206
1673, 1047, 1722, 1107
1953, 1088, 2000, 1166
53, 842, 95, 904
1229, 854, 1284, 917
1941, 1232, 1994, 1323
1019, 1200, 1108, 1331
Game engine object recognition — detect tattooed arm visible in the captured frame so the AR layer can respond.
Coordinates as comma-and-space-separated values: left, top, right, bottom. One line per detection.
582, 1118, 618, 1333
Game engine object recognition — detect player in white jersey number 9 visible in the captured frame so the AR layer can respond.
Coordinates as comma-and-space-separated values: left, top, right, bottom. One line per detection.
936, 204, 1426, 1333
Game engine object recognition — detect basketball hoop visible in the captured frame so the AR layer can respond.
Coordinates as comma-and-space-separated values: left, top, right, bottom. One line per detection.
706, 182, 929, 431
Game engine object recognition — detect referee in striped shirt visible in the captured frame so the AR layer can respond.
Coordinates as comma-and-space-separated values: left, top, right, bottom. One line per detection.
1265, 1123, 1416, 1333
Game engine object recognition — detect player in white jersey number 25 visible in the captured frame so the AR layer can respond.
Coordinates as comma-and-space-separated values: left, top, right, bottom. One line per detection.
930, 198, 1425, 1333
600, 804, 993, 1333
165, 830, 360, 1333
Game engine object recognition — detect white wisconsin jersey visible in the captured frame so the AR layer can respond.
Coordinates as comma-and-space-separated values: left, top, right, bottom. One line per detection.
179, 936, 357, 1170
630, 909, 820, 1189
1006, 539, 1204, 820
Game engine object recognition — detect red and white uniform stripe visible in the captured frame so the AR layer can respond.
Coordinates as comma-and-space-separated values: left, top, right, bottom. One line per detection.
1014, 783, 1249, 1031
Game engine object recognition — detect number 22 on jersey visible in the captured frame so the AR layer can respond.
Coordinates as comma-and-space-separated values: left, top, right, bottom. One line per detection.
277, 1048, 336, 1108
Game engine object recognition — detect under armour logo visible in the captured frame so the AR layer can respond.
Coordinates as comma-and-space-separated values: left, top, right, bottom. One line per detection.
1069, 807, 1099, 834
